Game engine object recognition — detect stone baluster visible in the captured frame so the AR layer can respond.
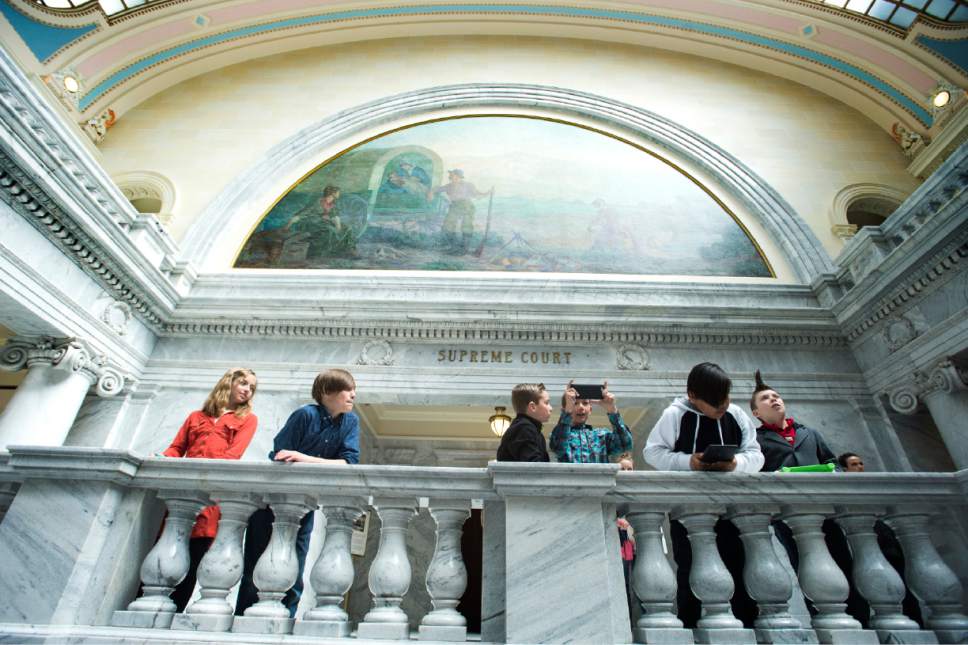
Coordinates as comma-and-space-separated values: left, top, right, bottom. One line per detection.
357, 497, 417, 640
883, 510, 968, 644
626, 509, 694, 644
0, 336, 125, 449
419, 500, 471, 642
293, 499, 365, 638
781, 508, 878, 644
836, 512, 938, 644
169, 493, 260, 632
111, 491, 208, 629
727, 508, 816, 644
232, 494, 316, 635
673, 510, 754, 645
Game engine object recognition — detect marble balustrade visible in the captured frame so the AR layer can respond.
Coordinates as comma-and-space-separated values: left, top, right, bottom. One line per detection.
0, 447, 966, 645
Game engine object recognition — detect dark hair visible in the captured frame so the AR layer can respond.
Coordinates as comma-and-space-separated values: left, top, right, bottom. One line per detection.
749, 369, 776, 411
687, 362, 731, 407
511, 383, 546, 414
323, 185, 340, 198
837, 452, 860, 468
311, 368, 356, 405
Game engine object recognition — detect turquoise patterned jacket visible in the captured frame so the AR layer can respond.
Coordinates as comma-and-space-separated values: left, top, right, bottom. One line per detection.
550, 411, 633, 464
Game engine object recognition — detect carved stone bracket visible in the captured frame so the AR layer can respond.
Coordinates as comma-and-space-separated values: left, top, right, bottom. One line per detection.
887, 359, 968, 414
0, 336, 127, 397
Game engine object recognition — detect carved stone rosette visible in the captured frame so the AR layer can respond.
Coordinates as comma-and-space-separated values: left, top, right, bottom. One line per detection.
0, 336, 126, 397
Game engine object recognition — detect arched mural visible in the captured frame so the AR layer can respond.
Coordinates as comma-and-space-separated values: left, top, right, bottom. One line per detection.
235, 116, 771, 276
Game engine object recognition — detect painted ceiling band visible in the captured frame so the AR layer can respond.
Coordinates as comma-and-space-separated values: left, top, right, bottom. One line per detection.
75, 3, 933, 125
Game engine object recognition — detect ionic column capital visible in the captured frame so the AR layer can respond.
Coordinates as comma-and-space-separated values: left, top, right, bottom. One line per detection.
0, 336, 127, 397
887, 358, 968, 414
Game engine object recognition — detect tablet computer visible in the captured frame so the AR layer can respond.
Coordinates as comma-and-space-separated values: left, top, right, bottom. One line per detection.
572, 384, 604, 400
700, 444, 738, 463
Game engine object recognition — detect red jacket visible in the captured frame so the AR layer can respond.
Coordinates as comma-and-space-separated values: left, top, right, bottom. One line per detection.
163, 410, 258, 538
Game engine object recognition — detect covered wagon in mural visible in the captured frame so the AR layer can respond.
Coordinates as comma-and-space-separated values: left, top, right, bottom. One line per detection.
235, 116, 771, 276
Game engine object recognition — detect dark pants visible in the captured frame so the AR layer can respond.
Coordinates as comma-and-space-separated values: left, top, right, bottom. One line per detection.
169, 536, 214, 612
235, 507, 315, 618
670, 519, 757, 628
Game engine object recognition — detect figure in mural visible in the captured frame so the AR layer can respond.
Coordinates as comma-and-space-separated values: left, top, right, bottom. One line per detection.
290, 185, 357, 259
429, 169, 493, 254
383, 161, 431, 197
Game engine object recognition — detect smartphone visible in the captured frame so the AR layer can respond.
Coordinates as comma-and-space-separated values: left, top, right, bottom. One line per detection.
700, 444, 738, 463
572, 384, 604, 400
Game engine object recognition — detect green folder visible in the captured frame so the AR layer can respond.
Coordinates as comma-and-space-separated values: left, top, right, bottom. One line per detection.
780, 463, 836, 473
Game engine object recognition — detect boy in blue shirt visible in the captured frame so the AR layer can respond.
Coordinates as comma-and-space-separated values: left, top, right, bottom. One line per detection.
235, 368, 360, 617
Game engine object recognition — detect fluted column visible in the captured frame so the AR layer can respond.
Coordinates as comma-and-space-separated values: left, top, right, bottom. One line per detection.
293, 499, 365, 638
419, 500, 471, 642
358, 497, 417, 640
111, 491, 208, 629
169, 493, 260, 632
884, 510, 968, 643
0, 336, 125, 448
727, 508, 815, 643
626, 509, 693, 644
673, 510, 754, 645
232, 495, 316, 635
781, 508, 878, 644
837, 512, 938, 644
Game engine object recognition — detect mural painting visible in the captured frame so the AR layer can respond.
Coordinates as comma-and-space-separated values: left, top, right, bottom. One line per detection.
235, 116, 771, 277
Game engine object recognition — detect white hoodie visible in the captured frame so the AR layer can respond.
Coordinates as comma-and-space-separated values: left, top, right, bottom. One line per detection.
644, 397, 764, 472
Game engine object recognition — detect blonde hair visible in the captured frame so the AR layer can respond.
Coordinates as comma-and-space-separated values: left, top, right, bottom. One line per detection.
202, 368, 257, 418
311, 368, 356, 405
511, 383, 546, 414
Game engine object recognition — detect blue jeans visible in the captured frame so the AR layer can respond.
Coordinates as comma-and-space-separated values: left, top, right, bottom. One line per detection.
235, 507, 314, 618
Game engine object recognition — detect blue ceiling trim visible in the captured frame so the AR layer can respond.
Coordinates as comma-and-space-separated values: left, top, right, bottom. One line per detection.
915, 35, 968, 76
0, 0, 96, 63
77, 3, 932, 125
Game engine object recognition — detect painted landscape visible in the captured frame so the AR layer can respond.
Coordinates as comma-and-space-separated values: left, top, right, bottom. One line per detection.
235, 116, 771, 277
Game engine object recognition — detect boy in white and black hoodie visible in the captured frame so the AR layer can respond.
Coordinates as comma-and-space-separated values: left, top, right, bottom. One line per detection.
644, 362, 763, 628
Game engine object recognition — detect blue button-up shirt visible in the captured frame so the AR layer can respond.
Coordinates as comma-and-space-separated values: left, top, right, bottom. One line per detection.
269, 403, 360, 464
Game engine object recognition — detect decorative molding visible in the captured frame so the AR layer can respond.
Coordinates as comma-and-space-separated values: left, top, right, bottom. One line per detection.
830, 183, 907, 231
99, 299, 132, 336
615, 344, 650, 371
0, 335, 127, 397
881, 310, 929, 353
358, 340, 394, 366
183, 83, 834, 283
888, 359, 968, 415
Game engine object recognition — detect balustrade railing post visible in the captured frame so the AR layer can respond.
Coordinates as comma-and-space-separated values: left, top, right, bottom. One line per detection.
727, 507, 817, 644
293, 498, 365, 638
781, 507, 878, 644
170, 493, 260, 632
111, 491, 208, 629
836, 511, 938, 644
673, 509, 755, 645
358, 496, 418, 640
419, 500, 471, 641
884, 509, 968, 644
626, 508, 694, 644
231, 494, 316, 635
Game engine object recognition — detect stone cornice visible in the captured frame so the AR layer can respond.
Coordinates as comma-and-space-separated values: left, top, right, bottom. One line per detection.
0, 45, 193, 331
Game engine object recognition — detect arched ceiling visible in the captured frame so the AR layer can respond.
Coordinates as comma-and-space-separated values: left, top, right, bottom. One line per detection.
1, 0, 965, 136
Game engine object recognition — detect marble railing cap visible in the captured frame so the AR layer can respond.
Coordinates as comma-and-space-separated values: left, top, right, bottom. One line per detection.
488, 461, 618, 498
5, 446, 141, 483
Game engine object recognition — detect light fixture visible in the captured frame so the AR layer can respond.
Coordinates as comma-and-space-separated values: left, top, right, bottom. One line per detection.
62, 75, 79, 94
933, 89, 951, 108
489, 406, 512, 437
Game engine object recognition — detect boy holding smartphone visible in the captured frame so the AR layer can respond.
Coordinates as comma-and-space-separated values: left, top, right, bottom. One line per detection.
551, 380, 633, 469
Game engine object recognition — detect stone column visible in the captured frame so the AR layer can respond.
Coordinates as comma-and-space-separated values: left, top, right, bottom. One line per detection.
727, 508, 816, 644
889, 360, 968, 470
358, 497, 418, 640
0, 337, 125, 448
232, 494, 316, 635
626, 508, 694, 644
673, 510, 754, 645
170, 493, 260, 632
111, 491, 208, 629
419, 500, 471, 642
883, 510, 968, 644
293, 499, 365, 638
836, 512, 938, 644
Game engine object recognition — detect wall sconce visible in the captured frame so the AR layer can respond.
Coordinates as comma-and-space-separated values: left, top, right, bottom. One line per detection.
489, 406, 512, 437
